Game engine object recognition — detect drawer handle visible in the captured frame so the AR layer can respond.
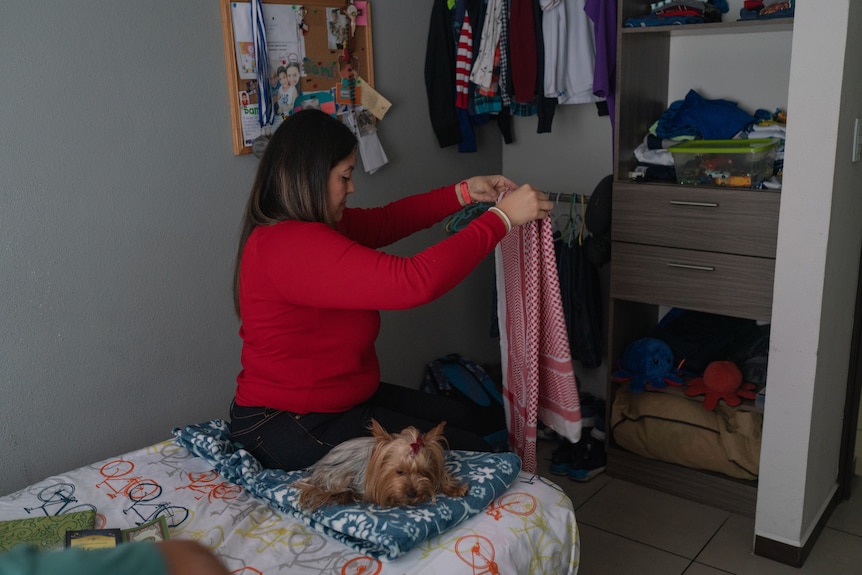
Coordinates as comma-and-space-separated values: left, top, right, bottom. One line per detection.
667, 262, 715, 272
669, 200, 719, 208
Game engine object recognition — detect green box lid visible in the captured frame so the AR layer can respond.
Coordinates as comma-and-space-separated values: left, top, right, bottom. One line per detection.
669, 138, 779, 154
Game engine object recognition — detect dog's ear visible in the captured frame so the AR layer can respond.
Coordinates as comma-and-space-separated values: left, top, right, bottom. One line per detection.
424, 421, 448, 443
369, 418, 393, 442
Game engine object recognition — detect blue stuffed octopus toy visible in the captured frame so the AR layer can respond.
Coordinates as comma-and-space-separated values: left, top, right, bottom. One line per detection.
613, 337, 684, 393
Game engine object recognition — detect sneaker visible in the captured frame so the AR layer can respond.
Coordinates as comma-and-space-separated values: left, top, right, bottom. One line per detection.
568, 421, 607, 482
549, 439, 583, 476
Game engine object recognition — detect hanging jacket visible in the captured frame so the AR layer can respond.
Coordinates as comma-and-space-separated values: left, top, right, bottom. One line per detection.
425, 0, 461, 147
556, 233, 603, 369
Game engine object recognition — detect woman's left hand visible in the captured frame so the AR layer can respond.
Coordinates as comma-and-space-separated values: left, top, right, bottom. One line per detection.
464, 175, 518, 204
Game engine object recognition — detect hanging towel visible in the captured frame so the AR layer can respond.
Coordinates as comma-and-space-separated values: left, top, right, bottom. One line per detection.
495, 216, 582, 473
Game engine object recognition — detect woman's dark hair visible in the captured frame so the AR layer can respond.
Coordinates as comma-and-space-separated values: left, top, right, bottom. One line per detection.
233, 109, 357, 316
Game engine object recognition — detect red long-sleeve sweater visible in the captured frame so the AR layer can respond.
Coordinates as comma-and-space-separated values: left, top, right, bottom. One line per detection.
235, 185, 508, 413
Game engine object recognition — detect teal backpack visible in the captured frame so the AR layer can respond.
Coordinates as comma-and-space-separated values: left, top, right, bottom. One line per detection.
421, 354, 508, 451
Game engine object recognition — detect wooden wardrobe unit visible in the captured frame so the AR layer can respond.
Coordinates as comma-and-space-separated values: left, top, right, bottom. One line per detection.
606, 0, 793, 516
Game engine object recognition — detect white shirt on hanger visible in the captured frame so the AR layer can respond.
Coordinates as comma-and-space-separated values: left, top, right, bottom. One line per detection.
541, 0, 603, 105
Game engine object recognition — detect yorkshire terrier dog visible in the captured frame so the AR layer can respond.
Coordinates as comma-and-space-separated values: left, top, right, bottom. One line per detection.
294, 419, 469, 511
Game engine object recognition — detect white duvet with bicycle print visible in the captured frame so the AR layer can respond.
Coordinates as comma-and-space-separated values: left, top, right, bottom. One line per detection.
0, 419, 580, 574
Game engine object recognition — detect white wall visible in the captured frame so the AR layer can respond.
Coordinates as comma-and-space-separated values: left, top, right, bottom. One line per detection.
757, 0, 862, 548
668, 31, 792, 113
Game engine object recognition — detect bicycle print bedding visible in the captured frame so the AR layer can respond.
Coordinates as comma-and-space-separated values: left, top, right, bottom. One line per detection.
0, 419, 580, 574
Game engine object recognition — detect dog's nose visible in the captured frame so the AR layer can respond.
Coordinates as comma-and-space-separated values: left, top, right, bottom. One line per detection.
407, 488, 417, 498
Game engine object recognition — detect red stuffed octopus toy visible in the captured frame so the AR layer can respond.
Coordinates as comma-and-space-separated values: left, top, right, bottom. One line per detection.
685, 360, 758, 411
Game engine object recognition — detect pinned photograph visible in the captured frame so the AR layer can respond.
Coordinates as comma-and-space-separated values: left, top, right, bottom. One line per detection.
327, 8, 349, 50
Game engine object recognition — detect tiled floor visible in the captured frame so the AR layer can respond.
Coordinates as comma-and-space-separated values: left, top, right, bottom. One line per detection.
537, 431, 862, 575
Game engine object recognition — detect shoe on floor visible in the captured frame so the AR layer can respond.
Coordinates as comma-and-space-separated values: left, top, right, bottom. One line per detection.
569, 421, 607, 482
549, 439, 583, 476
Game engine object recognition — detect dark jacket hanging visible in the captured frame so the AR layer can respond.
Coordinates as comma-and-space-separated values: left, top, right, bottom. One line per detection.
425, 0, 461, 148
556, 231, 604, 369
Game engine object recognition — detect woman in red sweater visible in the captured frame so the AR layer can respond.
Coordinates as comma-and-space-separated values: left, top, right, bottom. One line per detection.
231, 109, 552, 471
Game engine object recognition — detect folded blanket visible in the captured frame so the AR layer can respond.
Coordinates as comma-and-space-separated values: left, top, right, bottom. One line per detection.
172, 419, 521, 560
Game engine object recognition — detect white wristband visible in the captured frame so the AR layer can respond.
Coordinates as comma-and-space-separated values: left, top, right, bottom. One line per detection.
488, 207, 512, 233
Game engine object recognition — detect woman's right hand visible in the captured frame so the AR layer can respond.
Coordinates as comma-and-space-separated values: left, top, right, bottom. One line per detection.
495, 184, 554, 227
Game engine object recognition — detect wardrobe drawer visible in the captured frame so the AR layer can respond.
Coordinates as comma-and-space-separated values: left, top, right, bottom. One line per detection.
610, 242, 774, 321
612, 183, 780, 258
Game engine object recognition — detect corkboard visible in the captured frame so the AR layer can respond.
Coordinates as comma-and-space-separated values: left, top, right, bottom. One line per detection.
220, 1, 374, 155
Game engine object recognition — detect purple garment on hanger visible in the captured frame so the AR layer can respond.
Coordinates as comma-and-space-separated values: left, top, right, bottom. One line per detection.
585, 0, 617, 131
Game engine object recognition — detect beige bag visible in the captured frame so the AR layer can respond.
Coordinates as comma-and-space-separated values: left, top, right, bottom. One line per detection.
611, 387, 762, 480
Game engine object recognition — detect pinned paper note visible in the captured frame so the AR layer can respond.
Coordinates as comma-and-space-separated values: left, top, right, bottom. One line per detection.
358, 77, 392, 120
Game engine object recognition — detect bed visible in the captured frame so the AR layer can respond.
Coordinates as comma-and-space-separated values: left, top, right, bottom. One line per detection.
0, 419, 580, 574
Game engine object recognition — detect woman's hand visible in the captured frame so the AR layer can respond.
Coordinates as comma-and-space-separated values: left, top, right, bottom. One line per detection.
464, 175, 518, 204
495, 184, 553, 227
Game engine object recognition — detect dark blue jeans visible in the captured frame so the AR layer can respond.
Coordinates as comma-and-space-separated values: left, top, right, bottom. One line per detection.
229, 382, 494, 471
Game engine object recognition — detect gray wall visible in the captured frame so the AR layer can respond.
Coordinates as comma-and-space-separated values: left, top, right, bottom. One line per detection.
0, 0, 503, 495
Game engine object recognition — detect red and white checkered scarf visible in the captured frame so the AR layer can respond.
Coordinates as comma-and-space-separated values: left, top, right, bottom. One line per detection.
495, 216, 582, 473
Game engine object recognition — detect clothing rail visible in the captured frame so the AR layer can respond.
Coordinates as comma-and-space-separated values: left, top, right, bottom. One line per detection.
445, 191, 588, 233
547, 191, 589, 203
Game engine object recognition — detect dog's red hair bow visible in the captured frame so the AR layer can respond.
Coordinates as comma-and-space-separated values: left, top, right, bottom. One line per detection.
410, 437, 424, 457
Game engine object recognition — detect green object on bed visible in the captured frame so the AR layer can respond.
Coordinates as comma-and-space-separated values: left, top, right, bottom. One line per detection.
0, 510, 96, 552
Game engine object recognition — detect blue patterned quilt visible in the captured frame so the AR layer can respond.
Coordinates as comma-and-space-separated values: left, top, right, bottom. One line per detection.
172, 419, 521, 560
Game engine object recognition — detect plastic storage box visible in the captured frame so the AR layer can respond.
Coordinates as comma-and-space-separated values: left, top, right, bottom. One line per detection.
669, 138, 779, 188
